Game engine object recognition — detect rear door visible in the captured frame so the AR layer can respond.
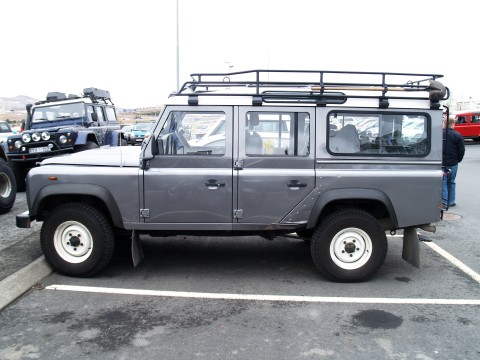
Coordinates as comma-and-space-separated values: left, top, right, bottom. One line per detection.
236, 107, 316, 224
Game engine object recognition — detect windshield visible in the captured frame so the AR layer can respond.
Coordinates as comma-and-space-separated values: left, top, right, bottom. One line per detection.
0, 122, 13, 133
32, 103, 86, 123
134, 123, 153, 131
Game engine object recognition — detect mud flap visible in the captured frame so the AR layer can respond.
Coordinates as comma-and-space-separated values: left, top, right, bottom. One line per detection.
402, 227, 420, 268
131, 230, 144, 267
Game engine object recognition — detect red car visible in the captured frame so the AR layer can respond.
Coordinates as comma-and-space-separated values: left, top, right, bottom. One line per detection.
455, 110, 480, 141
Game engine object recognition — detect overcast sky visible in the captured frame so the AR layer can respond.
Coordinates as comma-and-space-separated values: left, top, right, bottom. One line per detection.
1, 0, 477, 108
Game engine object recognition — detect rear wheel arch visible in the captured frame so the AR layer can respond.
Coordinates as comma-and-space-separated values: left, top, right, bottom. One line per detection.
306, 188, 398, 230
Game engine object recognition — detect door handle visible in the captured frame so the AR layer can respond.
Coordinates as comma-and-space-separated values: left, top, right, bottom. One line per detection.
205, 179, 226, 189
287, 180, 307, 189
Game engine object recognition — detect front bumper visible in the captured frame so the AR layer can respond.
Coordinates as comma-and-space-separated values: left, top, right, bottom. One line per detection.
16, 211, 33, 228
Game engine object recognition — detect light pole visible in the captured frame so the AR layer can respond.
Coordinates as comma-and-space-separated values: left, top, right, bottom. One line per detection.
176, 0, 180, 90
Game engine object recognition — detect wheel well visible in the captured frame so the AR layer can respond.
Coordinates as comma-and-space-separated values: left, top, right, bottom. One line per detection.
36, 194, 113, 224
310, 199, 394, 231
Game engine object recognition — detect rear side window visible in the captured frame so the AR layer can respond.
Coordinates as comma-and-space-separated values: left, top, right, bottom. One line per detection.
245, 111, 310, 157
472, 115, 480, 123
105, 107, 117, 122
328, 112, 429, 156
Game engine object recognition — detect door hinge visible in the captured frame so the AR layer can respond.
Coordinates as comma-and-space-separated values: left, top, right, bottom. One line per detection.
234, 159, 244, 170
140, 209, 150, 218
233, 209, 244, 219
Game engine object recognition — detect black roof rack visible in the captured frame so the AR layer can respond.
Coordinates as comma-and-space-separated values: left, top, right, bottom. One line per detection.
172, 69, 448, 109
35, 87, 113, 105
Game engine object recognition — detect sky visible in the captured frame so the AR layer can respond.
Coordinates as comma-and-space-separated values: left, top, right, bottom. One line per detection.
0, 0, 478, 108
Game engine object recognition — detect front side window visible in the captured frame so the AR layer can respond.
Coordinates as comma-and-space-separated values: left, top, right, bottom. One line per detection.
471, 115, 480, 123
245, 111, 310, 156
95, 107, 105, 123
328, 112, 429, 156
158, 111, 226, 155
456, 116, 467, 124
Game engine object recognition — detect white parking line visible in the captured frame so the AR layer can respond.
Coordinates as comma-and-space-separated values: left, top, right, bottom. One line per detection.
45, 284, 480, 305
424, 242, 480, 284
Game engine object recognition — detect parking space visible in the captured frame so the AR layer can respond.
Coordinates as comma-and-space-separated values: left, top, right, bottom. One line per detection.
1, 145, 480, 359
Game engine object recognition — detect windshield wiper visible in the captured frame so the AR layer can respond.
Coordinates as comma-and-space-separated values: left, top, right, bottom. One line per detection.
56, 116, 71, 119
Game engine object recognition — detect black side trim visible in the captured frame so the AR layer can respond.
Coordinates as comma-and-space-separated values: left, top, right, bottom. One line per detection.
31, 184, 124, 228
306, 188, 398, 229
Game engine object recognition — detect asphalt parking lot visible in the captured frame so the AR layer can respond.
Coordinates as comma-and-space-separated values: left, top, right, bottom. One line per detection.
1, 144, 480, 360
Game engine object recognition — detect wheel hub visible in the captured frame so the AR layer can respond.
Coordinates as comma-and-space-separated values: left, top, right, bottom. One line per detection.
53, 221, 93, 263
330, 228, 373, 270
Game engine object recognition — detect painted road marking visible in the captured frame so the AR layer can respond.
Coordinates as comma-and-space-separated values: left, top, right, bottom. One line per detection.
45, 284, 480, 305
45, 239, 480, 305
424, 241, 480, 284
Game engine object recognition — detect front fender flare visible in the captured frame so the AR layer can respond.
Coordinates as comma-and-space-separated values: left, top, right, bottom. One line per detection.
31, 183, 124, 228
306, 188, 398, 229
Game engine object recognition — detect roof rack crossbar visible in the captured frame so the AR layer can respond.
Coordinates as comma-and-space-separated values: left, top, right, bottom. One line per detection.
172, 69, 448, 104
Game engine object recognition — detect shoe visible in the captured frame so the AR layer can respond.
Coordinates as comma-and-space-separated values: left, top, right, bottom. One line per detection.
449, 203, 456, 207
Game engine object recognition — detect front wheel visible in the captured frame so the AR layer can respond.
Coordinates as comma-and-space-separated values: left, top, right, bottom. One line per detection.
311, 209, 387, 282
41, 202, 115, 277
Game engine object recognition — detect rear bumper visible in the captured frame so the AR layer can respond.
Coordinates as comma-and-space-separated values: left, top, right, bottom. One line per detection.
16, 211, 33, 228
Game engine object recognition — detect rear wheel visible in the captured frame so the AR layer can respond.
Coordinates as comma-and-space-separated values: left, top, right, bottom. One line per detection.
41, 202, 115, 277
0, 159, 16, 214
311, 209, 387, 282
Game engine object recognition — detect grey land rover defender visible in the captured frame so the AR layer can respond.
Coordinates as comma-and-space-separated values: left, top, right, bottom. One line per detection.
17, 70, 448, 281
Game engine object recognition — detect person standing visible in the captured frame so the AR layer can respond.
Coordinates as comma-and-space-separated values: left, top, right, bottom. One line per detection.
442, 114, 465, 208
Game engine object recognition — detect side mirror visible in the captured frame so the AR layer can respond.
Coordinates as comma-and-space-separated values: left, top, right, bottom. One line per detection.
88, 112, 98, 127
150, 136, 164, 156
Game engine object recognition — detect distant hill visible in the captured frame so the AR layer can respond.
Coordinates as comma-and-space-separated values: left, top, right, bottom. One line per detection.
0, 95, 38, 112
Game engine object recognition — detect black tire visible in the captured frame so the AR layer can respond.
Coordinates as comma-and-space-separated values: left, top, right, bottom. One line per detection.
40, 202, 115, 277
74, 141, 99, 152
311, 209, 387, 282
0, 159, 16, 214
8, 161, 27, 192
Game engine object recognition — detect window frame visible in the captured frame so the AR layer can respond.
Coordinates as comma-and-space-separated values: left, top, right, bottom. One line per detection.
326, 110, 431, 157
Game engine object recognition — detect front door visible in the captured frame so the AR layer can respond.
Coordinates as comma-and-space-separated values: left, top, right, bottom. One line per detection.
143, 106, 233, 225
236, 107, 316, 224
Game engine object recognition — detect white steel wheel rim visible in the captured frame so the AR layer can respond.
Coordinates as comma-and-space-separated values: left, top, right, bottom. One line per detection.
329, 227, 373, 270
53, 221, 94, 263
0, 173, 12, 198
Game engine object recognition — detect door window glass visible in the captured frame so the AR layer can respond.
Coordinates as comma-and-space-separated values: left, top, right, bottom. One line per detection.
158, 111, 227, 155
245, 111, 310, 156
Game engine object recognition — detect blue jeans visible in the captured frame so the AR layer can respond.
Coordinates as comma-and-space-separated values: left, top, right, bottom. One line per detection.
442, 164, 458, 206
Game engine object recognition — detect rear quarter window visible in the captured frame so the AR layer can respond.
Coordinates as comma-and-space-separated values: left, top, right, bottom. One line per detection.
328, 112, 429, 156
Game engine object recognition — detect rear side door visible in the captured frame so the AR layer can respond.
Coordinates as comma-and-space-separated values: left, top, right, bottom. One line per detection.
235, 107, 316, 224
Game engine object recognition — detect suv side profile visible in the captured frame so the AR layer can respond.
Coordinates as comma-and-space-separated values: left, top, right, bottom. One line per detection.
0, 88, 124, 190
17, 70, 448, 281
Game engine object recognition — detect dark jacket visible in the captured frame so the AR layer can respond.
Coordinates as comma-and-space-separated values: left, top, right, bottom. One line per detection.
443, 128, 465, 167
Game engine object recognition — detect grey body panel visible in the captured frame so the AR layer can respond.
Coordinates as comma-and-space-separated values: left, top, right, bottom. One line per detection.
24, 105, 443, 232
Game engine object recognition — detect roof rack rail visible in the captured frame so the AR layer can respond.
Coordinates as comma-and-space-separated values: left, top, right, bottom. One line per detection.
172, 69, 449, 109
